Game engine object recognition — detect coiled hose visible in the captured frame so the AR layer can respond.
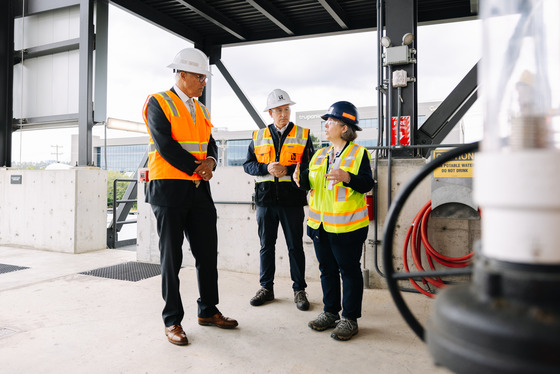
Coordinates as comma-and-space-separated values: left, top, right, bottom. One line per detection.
403, 201, 474, 297
382, 141, 479, 340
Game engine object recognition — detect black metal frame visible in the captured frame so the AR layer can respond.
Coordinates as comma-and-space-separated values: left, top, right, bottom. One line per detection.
1, 0, 477, 168
106, 148, 148, 248
109, 178, 138, 248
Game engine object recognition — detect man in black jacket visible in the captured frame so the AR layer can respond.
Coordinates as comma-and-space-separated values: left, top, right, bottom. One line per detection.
143, 48, 237, 346
243, 89, 314, 311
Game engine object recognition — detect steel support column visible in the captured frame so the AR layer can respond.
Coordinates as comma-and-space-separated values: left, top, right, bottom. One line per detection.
195, 42, 219, 108
385, 0, 418, 157
0, 0, 15, 167
78, 0, 95, 166
94, 0, 109, 124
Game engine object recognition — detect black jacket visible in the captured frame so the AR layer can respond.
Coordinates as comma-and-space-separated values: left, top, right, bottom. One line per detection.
243, 122, 314, 207
144, 87, 218, 206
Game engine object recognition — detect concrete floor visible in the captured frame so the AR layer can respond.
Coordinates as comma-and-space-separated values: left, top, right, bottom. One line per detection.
0, 245, 451, 374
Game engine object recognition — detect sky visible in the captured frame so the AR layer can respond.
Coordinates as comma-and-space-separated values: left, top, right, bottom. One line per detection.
11, 4, 482, 163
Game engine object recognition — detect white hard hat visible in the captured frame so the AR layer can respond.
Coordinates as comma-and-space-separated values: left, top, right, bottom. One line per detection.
263, 89, 296, 111
167, 48, 212, 76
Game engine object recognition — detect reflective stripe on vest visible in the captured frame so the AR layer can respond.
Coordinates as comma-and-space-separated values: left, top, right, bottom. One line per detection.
307, 143, 370, 233
311, 147, 328, 167
159, 91, 180, 117
308, 206, 368, 227
148, 142, 208, 154
253, 125, 309, 183
143, 90, 213, 181
255, 175, 292, 183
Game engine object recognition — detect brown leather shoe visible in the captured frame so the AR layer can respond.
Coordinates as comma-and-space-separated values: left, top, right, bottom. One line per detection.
165, 324, 188, 345
198, 313, 238, 329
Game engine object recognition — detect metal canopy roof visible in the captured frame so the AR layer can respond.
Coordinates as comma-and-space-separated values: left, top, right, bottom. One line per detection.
110, 0, 478, 47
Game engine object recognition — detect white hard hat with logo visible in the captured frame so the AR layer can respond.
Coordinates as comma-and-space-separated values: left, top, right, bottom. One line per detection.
167, 48, 212, 76
263, 89, 296, 111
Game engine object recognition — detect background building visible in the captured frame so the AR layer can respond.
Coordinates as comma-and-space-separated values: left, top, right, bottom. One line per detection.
71, 101, 455, 172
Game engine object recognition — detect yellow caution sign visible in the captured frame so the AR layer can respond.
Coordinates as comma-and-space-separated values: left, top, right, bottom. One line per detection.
433, 150, 474, 178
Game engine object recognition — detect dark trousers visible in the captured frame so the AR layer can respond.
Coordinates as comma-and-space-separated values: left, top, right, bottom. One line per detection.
256, 205, 307, 291
151, 186, 219, 326
308, 225, 367, 321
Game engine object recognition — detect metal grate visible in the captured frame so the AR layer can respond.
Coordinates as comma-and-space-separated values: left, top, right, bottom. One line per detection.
80, 262, 161, 282
0, 263, 29, 275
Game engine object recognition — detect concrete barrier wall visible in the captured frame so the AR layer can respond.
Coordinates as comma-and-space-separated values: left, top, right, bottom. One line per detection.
136, 161, 479, 289
0, 167, 107, 253
136, 167, 321, 283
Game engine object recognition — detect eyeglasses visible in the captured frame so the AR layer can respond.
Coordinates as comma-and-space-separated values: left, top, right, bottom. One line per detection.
271, 107, 291, 114
325, 118, 343, 126
186, 72, 207, 83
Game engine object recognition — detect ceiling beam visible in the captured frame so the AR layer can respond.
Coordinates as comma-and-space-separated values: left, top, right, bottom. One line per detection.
111, 0, 202, 44
246, 0, 295, 36
174, 0, 247, 41
318, 0, 348, 29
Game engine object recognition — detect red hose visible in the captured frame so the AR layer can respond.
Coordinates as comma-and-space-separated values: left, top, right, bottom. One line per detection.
403, 200, 474, 297
402, 218, 434, 297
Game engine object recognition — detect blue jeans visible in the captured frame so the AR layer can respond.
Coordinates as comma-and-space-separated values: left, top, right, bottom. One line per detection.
308, 225, 367, 321
256, 205, 307, 291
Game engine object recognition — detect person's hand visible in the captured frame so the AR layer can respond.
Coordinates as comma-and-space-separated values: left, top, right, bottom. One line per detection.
326, 168, 350, 185
293, 163, 301, 187
267, 162, 287, 178
194, 158, 215, 181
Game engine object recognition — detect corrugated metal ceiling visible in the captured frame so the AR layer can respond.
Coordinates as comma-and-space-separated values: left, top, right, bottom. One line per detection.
110, 0, 477, 47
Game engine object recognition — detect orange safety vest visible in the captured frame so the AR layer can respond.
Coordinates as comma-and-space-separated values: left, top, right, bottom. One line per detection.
142, 90, 213, 181
253, 125, 309, 183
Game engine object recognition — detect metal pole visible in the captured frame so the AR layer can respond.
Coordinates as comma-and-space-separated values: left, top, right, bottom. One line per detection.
0, 0, 14, 167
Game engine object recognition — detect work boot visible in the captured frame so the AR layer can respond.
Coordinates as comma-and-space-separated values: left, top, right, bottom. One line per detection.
250, 287, 274, 306
294, 290, 310, 311
308, 311, 339, 331
331, 317, 359, 341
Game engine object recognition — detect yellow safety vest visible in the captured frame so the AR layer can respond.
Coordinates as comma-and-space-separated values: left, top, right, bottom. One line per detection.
142, 90, 213, 181
253, 125, 309, 183
307, 143, 370, 233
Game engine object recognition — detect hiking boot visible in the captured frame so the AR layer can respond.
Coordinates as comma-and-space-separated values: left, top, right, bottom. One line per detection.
250, 287, 274, 306
294, 290, 310, 311
331, 317, 359, 341
308, 311, 339, 331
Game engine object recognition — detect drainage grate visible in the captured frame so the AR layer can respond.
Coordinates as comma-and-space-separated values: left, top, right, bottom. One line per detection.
79, 261, 161, 282
0, 263, 29, 275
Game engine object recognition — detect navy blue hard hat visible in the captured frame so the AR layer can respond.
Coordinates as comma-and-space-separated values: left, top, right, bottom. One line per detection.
321, 101, 361, 131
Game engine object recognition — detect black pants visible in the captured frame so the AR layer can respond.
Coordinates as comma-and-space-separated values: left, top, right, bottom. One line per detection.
151, 186, 219, 326
308, 225, 367, 321
256, 205, 307, 291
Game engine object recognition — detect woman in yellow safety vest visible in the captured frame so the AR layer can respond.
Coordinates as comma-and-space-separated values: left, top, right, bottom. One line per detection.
294, 101, 374, 341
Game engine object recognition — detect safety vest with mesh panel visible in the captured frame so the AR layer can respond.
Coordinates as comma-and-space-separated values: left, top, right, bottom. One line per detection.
307, 143, 371, 233
142, 90, 213, 181
253, 125, 309, 183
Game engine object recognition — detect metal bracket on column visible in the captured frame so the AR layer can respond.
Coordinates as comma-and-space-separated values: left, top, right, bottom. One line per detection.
415, 62, 479, 157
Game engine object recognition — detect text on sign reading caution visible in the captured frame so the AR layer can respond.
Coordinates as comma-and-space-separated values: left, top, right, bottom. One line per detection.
433, 150, 474, 178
